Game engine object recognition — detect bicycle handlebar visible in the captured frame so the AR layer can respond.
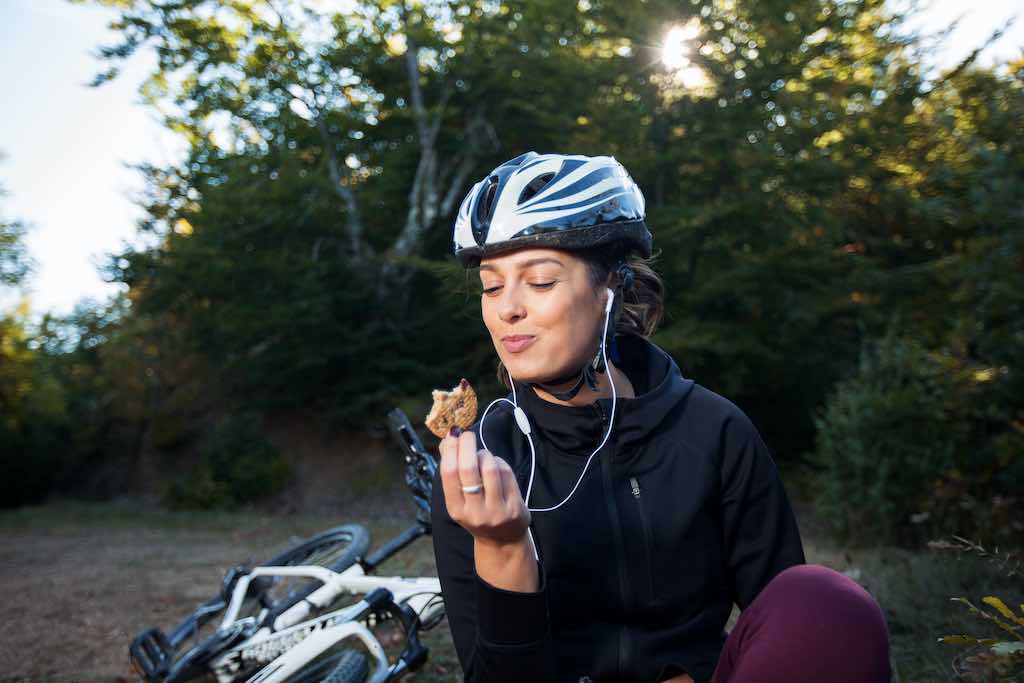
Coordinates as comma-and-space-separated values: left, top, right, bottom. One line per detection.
386, 408, 437, 525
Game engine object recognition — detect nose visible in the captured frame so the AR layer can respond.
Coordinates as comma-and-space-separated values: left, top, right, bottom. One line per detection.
497, 284, 526, 324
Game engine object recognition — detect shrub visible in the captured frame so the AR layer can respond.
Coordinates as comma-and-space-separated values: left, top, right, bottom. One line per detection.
164, 414, 291, 509
809, 331, 964, 544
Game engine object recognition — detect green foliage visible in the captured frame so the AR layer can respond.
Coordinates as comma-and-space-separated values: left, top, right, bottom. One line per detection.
931, 536, 1024, 681
0, 168, 34, 288
0, 216, 32, 288
809, 329, 964, 544
0, 304, 73, 508
164, 414, 292, 509
29, 296, 160, 499
19, 0, 1018, 532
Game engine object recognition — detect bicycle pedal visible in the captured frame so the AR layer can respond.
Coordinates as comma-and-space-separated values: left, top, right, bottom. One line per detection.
129, 627, 174, 682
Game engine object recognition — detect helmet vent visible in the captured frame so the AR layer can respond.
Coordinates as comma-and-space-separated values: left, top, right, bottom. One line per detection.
519, 172, 555, 204
477, 176, 500, 223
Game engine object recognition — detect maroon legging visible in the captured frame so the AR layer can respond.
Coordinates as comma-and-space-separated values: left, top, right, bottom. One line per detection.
708, 564, 892, 683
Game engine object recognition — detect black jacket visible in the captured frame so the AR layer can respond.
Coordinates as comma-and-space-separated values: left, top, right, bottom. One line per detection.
430, 334, 806, 683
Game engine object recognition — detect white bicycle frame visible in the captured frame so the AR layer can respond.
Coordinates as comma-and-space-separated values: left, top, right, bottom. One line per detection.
206, 561, 443, 683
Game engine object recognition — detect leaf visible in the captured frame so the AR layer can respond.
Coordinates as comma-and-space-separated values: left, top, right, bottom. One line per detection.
990, 641, 1024, 656
939, 635, 980, 645
951, 597, 1023, 638
983, 596, 1024, 626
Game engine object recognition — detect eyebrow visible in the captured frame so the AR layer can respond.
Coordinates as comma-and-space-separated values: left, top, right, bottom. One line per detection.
478, 257, 565, 273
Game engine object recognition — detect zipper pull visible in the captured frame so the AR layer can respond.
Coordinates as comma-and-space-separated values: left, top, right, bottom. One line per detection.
630, 476, 640, 498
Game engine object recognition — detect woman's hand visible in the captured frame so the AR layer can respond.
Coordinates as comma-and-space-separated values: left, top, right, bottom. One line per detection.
439, 428, 531, 546
439, 428, 538, 592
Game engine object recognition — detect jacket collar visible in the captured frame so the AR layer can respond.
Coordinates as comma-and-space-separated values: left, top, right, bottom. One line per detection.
512, 334, 694, 456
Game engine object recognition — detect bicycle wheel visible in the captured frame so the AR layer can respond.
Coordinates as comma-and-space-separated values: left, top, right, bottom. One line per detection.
255, 524, 371, 620
321, 648, 369, 683
288, 648, 368, 683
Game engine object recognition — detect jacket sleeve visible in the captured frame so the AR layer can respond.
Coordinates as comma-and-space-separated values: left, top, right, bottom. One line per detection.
430, 466, 559, 682
718, 406, 806, 610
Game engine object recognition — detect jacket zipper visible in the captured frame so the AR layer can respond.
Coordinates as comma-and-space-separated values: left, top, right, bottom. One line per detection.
630, 476, 656, 604
596, 401, 632, 678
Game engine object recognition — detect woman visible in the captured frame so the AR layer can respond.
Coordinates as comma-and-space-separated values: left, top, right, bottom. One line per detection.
431, 152, 891, 683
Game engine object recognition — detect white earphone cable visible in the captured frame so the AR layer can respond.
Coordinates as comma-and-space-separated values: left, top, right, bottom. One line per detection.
525, 289, 616, 512
476, 289, 618, 560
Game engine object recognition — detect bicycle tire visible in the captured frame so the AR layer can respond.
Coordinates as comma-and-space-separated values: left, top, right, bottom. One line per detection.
281, 647, 368, 683
255, 524, 371, 620
321, 649, 369, 683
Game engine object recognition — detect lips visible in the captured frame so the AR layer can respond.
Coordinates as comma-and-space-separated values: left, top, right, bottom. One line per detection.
501, 335, 536, 353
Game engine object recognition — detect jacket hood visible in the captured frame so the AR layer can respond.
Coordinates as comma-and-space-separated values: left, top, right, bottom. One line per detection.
513, 333, 695, 457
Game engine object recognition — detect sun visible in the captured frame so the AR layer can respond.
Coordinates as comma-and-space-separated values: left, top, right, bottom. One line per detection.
661, 19, 711, 90
662, 20, 701, 70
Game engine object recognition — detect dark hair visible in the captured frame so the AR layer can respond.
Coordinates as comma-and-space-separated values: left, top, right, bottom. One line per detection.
495, 242, 665, 389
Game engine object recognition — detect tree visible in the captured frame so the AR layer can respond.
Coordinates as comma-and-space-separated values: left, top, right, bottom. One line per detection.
70, 0, 1024, 494
0, 157, 34, 289
75, 0, 649, 423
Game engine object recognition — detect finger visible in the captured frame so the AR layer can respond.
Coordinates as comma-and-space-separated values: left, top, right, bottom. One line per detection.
496, 458, 526, 511
438, 434, 464, 510
478, 449, 505, 510
457, 429, 483, 492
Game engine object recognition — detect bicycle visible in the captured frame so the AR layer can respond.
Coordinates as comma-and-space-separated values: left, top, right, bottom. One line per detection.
129, 408, 445, 683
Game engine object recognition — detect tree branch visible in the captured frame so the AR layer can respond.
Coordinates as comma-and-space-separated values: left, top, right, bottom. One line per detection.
401, 4, 430, 146
316, 116, 365, 258
440, 151, 479, 217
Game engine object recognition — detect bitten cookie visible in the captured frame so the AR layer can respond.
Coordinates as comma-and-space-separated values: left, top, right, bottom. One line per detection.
425, 378, 478, 438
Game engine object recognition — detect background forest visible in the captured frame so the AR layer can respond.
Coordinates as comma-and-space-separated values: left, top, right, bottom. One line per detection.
0, 0, 1022, 678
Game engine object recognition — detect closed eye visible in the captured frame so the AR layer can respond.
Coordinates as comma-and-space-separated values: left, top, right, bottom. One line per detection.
481, 282, 556, 296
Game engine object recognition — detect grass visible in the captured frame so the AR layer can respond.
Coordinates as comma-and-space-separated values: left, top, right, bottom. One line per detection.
1, 492, 1019, 683
804, 537, 1021, 681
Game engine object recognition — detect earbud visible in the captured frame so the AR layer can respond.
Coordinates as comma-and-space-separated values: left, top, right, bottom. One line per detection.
616, 263, 635, 292
605, 287, 614, 314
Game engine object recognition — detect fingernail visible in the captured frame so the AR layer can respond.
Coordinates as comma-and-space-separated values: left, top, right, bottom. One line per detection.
450, 426, 462, 437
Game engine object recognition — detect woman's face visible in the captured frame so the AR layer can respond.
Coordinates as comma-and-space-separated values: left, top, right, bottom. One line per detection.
479, 247, 608, 384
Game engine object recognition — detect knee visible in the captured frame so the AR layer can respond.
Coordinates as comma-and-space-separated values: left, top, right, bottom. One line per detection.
728, 565, 893, 682
762, 563, 891, 644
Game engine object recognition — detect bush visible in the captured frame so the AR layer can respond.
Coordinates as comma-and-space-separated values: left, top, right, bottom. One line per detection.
164, 414, 291, 509
809, 331, 964, 544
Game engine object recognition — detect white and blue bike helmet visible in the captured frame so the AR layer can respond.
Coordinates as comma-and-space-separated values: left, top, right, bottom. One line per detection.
452, 151, 652, 268
452, 151, 653, 400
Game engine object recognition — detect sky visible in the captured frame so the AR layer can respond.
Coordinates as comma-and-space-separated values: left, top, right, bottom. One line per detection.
0, 0, 1022, 320
0, 0, 184, 318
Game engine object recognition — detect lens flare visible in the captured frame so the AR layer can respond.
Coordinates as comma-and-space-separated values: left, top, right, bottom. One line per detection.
662, 20, 701, 70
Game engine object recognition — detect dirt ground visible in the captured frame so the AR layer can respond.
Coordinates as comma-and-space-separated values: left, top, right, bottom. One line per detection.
0, 498, 1014, 683
2, 525, 264, 682
0, 498, 458, 683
